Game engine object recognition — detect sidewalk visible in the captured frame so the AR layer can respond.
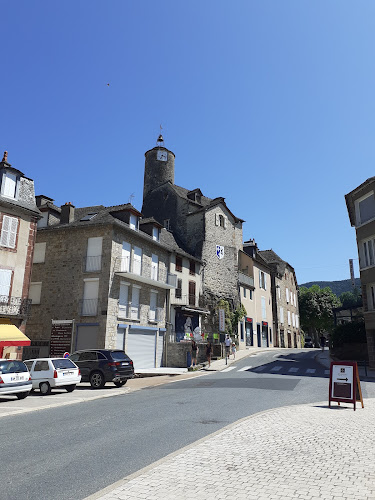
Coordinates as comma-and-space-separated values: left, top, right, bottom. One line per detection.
89, 397, 375, 500
315, 349, 375, 380
87, 348, 375, 500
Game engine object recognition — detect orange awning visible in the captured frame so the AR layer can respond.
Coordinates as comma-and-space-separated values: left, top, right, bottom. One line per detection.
0, 325, 31, 347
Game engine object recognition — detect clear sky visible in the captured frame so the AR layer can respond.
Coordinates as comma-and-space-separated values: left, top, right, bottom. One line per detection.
2, 1, 374, 285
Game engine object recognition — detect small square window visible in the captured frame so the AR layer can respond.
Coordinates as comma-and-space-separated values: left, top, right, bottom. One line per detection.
175, 256, 182, 272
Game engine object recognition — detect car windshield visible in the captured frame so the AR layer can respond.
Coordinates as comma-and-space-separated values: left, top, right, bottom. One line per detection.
0, 360, 28, 374
52, 359, 76, 369
110, 351, 129, 361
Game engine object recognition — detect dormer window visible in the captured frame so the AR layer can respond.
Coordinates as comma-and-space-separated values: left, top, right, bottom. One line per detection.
1, 172, 17, 199
152, 227, 160, 241
130, 213, 139, 231
356, 191, 375, 226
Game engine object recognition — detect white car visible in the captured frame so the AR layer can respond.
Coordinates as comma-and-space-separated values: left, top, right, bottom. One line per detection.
0, 359, 32, 399
24, 358, 81, 395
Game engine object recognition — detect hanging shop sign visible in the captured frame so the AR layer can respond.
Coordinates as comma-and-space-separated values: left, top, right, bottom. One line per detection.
219, 308, 226, 332
328, 361, 364, 411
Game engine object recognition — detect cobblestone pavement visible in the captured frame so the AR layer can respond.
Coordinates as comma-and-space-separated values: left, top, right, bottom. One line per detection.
89, 398, 375, 500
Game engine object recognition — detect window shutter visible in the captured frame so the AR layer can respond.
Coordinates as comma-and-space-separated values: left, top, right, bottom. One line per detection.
0, 216, 10, 246
264, 275, 267, 290
133, 246, 142, 275
223, 216, 227, 229
259, 270, 262, 287
2, 172, 17, 198
8, 217, 18, 248
215, 213, 219, 226
121, 241, 131, 272
119, 283, 129, 309
151, 254, 158, 280
0, 269, 12, 298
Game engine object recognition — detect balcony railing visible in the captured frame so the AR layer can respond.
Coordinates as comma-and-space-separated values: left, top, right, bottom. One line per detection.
117, 303, 145, 321
0, 296, 32, 318
171, 293, 199, 307
148, 307, 164, 323
80, 298, 100, 316
115, 257, 177, 289
238, 272, 254, 288
83, 255, 102, 272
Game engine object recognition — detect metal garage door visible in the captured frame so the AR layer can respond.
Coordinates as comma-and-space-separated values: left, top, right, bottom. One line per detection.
127, 328, 157, 370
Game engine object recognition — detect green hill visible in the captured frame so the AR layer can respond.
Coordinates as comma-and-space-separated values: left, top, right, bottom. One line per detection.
299, 278, 361, 297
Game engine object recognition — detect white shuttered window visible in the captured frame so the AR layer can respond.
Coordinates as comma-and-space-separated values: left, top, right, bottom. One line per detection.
1, 172, 17, 198
151, 254, 158, 280
133, 246, 142, 275
0, 215, 18, 248
0, 269, 12, 300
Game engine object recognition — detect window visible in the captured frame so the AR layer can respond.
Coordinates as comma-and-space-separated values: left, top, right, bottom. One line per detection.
129, 213, 139, 231
356, 192, 375, 226
243, 287, 246, 298
294, 293, 297, 307
286, 288, 290, 303
259, 271, 266, 290
367, 283, 375, 311
29, 282, 42, 304
360, 237, 375, 269
82, 278, 99, 316
0, 269, 12, 301
149, 290, 158, 321
280, 307, 284, 324
1, 172, 17, 199
295, 315, 299, 328
132, 246, 142, 275
151, 254, 158, 280
189, 281, 196, 306
0, 215, 18, 249
121, 241, 131, 272
278, 286, 281, 300
292, 312, 295, 327
176, 279, 182, 298
175, 255, 182, 272
34, 360, 49, 371
80, 213, 97, 221
215, 213, 227, 228
189, 260, 195, 276
152, 227, 160, 241
249, 289, 253, 300
130, 285, 141, 320
261, 296, 266, 320
119, 282, 129, 318
287, 311, 291, 325
163, 219, 170, 230
33, 242, 46, 264
86, 237, 102, 272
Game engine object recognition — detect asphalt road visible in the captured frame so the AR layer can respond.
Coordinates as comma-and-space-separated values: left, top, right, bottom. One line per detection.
3, 349, 375, 500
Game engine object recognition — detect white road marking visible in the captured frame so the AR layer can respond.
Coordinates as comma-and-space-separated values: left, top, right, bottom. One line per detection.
238, 366, 252, 372
306, 369, 316, 374
288, 368, 299, 373
270, 366, 282, 372
221, 366, 236, 372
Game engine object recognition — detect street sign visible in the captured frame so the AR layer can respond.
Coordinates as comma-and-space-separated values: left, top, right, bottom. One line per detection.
219, 308, 225, 332
328, 361, 364, 411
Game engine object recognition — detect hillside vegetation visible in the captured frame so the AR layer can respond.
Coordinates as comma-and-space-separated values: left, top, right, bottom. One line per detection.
299, 278, 361, 297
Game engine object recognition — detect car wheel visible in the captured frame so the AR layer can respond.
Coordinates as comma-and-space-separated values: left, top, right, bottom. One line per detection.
39, 381, 51, 395
65, 384, 76, 393
16, 391, 30, 400
89, 371, 105, 389
114, 380, 127, 388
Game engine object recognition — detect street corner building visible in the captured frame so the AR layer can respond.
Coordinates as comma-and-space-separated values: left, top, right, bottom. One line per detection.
0, 151, 41, 359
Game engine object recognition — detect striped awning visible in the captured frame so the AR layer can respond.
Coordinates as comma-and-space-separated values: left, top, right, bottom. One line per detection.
0, 325, 31, 347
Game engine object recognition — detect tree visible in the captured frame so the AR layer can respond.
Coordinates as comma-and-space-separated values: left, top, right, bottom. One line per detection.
338, 288, 362, 309
217, 299, 246, 342
299, 285, 340, 339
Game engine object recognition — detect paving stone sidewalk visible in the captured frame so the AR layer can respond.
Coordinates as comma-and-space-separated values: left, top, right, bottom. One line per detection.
89, 397, 375, 500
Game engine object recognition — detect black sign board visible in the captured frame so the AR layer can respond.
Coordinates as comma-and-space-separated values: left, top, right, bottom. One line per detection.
50, 321, 73, 357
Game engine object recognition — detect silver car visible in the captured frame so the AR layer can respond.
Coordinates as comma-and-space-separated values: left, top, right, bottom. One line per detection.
0, 359, 32, 399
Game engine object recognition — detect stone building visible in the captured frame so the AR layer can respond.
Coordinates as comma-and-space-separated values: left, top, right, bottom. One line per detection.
0, 151, 41, 358
142, 136, 244, 338
345, 178, 375, 369
239, 240, 274, 349
26, 199, 204, 369
259, 248, 300, 348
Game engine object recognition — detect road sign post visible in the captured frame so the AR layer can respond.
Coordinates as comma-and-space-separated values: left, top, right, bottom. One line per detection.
328, 361, 364, 411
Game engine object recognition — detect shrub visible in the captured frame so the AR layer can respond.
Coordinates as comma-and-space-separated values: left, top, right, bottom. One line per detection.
330, 320, 366, 349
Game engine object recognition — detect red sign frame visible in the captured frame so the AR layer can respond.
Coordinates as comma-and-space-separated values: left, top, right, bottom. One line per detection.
328, 361, 363, 411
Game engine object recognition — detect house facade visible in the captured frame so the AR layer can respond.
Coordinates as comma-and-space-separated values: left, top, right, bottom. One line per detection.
259, 249, 301, 348
239, 241, 274, 349
0, 152, 41, 359
345, 178, 375, 369
26, 200, 182, 369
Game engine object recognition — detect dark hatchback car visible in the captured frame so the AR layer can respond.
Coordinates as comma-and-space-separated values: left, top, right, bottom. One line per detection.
69, 349, 134, 389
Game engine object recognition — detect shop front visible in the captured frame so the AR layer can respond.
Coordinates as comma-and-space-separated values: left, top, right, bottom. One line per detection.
0, 324, 31, 360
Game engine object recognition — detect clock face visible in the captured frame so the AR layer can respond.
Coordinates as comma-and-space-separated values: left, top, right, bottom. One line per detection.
157, 150, 168, 162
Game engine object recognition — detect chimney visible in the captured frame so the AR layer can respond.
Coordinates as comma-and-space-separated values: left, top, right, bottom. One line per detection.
243, 238, 258, 258
60, 202, 75, 224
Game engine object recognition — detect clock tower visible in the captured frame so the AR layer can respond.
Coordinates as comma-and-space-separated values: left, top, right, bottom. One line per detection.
143, 134, 175, 200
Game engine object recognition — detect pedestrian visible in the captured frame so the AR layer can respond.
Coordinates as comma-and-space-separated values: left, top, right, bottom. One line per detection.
320, 335, 326, 351
191, 340, 198, 367
206, 341, 212, 368
231, 342, 236, 359
224, 335, 231, 359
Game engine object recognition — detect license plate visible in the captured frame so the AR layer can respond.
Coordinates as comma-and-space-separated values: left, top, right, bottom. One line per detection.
122, 362, 129, 366
11, 375, 25, 382
62, 371, 73, 376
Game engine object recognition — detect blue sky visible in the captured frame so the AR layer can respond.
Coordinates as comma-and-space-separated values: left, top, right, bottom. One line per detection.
2, 1, 374, 285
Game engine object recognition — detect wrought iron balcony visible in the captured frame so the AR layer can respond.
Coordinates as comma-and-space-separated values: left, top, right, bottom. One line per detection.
82, 255, 102, 272
238, 272, 254, 288
171, 293, 198, 307
80, 298, 100, 317
0, 296, 32, 318
115, 257, 177, 289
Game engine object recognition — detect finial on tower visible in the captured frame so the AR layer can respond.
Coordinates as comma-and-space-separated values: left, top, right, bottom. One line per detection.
157, 124, 164, 147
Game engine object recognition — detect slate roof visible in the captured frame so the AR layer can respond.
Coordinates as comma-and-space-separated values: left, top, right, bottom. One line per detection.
259, 249, 298, 283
